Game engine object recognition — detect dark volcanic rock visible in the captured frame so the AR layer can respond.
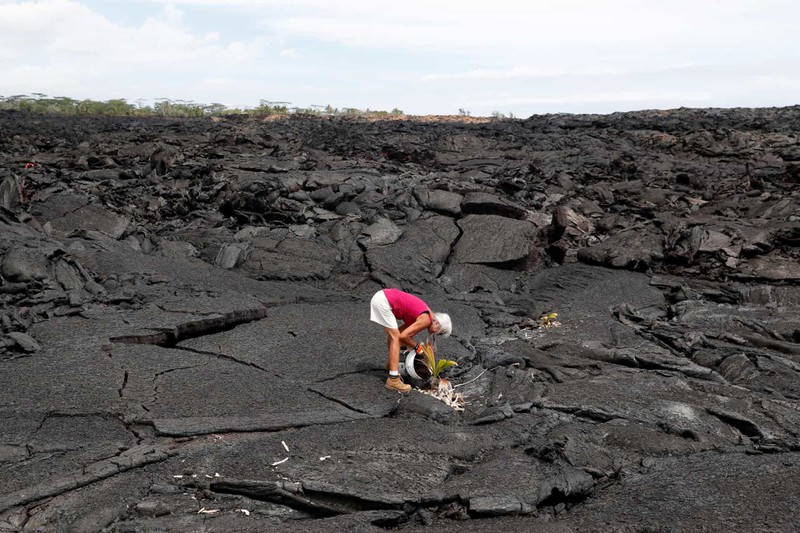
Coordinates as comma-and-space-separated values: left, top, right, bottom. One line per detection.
49, 204, 130, 239
415, 188, 463, 216
366, 215, 459, 284
577, 230, 664, 272
461, 192, 528, 219
1, 108, 799, 532
454, 215, 537, 266
1, 245, 50, 282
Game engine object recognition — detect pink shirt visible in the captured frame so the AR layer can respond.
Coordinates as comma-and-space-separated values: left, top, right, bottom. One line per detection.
383, 289, 431, 326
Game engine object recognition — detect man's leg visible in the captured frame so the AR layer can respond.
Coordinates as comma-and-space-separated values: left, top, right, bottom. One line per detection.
385, 327, 401, 372
384, 326, 410, 393
386, 331, 392, 370
386, 324, 411, 369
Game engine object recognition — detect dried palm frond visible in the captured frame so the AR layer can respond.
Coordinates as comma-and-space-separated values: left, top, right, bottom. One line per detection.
419, 378, 465, 411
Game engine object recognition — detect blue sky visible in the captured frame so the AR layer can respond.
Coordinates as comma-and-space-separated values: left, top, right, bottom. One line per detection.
1, 0, 798, 116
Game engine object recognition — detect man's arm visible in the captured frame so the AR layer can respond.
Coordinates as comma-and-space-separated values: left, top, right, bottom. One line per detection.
398, 313, 432, 348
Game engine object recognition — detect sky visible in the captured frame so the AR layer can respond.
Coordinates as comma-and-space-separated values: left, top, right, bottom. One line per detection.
1, 0, 798, 117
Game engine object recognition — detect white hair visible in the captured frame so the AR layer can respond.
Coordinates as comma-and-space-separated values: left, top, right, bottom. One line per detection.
434, 312, 452, 337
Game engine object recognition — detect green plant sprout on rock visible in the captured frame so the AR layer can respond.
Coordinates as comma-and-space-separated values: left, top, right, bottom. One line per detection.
417, 339, 457, 384
417, 339, 464, 410
538, 312, 559, 328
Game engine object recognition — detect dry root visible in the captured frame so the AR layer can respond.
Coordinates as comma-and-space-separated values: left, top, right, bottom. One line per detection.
419, 379, 465, 411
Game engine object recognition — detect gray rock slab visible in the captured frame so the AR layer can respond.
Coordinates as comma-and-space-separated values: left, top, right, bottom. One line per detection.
517, 264, 665, 341
453, 215, 536, 265
188, 424, 456, 504
441, 449, 593, 507
153, 407, 372, 437
438, 263, 521, 293
415, 188, 463, 215
53, 258, 85, 290
737, 254, 800, 282
0, 347, 121, 415
577, 230, 664, 271
0, 445, 174, 513
154, 239, 198, 259
461, 192, 527, 219
361, 217, 403, 246
0, 175, 21, 211
393, 391, 459, 424
126, 355, 335, 421
1, 245, 50, 282
241, 236, 341, 281
0, 221, 43, 244
67, 238, 329, 303
50, 204, 130, 239
542, 372, 786, 445
178, 301, 384, 382
309, 373, 405, 418
6, 331, 41, 352
215, 241, 252, 268
29, 191, 90, 221
718, 353, 760, 382
0, 415, 140, 499
0, 444, 27, 463
560, 452, 800, 532
365, 216, 459, 285
468, 495, 524, 516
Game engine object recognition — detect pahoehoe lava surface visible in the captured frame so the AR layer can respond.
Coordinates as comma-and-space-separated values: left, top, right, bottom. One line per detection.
1, 108, 799, 532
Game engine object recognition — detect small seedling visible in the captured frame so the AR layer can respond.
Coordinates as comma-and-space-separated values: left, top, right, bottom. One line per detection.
538, 312, 560, 328
417, 339, 457, 383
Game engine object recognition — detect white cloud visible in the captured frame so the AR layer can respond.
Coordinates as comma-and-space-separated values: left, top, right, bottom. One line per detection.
422, 67, 624, 82
202, 77, 234, 85
279, 48, 303, 60
459, 90, 713, 109
2, 0, 799, 114
141, 0, 800, 63
0, 0, 273, 100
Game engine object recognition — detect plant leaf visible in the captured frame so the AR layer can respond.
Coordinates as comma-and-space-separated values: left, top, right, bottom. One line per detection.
435, 359, 457, 377
419, 340, 436, 374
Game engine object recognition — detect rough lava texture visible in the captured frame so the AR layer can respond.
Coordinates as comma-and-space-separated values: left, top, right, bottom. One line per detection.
0, 108, 799, 532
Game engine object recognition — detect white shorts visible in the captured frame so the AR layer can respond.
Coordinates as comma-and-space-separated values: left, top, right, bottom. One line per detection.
370, 290, 398, 329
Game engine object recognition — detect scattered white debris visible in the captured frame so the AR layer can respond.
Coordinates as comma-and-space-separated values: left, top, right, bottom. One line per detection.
271, 457, 289, 466
420, 379, 465, 411
198, 508, 219, 515
319, 455, 331, 461
282, 440, 289, 452
236, 508, 251, 516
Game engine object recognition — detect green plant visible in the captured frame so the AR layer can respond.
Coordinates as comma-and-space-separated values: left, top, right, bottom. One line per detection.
0, 93, 408, 119
538, 312, 559, 328
417, 339, 457, 382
